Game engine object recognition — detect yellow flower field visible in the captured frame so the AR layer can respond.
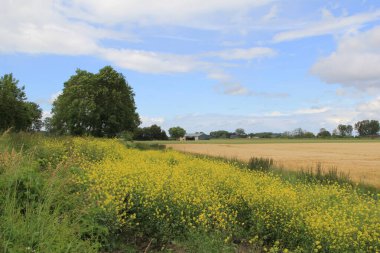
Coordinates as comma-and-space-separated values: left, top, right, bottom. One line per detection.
47, 138, 379, 252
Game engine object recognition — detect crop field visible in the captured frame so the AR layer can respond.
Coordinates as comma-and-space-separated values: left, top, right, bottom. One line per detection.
1, 134, 379, 252
167, 142, 380, 188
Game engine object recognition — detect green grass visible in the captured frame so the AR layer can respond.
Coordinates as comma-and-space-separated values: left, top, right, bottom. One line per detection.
1, 133, 379, 252
135, 137, 380, 145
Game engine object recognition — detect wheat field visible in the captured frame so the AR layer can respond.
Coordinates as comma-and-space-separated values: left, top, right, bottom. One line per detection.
167, 143, 380, 187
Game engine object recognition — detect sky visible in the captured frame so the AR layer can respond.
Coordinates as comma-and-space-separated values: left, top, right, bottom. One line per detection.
1, 0, 380, 134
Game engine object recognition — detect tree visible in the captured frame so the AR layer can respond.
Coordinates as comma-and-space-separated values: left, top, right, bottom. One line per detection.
168, 126, 186, 139
51, 66, 140, 137
0, 73, 42, 132
317, 128, 331, 138
354, 120, 380, 136
235, 128, 246, 136
133, 125, 168, 140
209, 130, 230, 139
337, 124, 353, 137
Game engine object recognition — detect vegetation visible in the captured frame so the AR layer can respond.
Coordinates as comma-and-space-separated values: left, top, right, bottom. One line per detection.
1, 133, 379, 252
133, 124, 168, 141
336, 124, 353, 137
317, 128, 331, 138
210, 130, 231, 139
168, 126, 186, 139
50, 66, 140, 137
355, 120, 380, 136
0, 74, 42, 132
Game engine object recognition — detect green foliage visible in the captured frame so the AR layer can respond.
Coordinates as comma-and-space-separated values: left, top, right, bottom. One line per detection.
248, 157, 274, 172
0, 133, 122, 252
168, 126, 186, 139
133, 124, 168, 140
336, 124, 353, 137
317, 128, 331, 138
355, 120, 380, 136
235, 128, 246, 137
51, 66, 140, 137
0, 73, 42, 132
210, 130, 230, 139
289, 128, 315, 138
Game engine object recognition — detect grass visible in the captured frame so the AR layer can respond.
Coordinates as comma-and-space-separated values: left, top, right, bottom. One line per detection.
1, 133, 379, 252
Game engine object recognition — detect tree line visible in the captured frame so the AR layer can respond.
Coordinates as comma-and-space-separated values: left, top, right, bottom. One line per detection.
1, 67, 379, 139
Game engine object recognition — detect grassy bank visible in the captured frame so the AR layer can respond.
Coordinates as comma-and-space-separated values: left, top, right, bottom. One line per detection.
1, 133, 379, 252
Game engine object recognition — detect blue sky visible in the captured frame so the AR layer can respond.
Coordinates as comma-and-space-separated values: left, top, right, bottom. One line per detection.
1, 0, 380, 134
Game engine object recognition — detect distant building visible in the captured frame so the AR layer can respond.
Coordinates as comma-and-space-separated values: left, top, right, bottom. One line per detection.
180, 133, 210, 141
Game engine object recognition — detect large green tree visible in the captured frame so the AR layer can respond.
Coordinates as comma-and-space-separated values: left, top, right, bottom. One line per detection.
337, 124, 353, 137
168, 126, 186, 139
0, 73, 42, 132
51, 66, 140, 137
133, 125, 168, 140
354, 120, 380, 136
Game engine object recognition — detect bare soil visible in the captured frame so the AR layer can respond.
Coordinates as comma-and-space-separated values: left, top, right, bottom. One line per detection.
167, 143, 380, 188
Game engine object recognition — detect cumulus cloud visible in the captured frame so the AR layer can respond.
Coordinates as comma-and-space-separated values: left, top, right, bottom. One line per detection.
311, 26, 380, 90
0, 0, 279, 98
273, 9, 380, 42
161, 97, 380, 134
99, 48, 204, 74
140, 116, 165, 127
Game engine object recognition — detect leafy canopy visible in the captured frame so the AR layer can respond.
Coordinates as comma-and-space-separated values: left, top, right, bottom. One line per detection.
51, 66, 140, 137
354, 120, 380, 136
168, 126, 186, 139
0, 73, 42, 132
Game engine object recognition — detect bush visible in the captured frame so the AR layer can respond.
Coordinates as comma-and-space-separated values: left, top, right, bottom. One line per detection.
247, 157, 274, 172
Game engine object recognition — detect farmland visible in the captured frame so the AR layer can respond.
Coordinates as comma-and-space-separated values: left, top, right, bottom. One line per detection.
1, 133, 379, 252
166, 141, 380, 188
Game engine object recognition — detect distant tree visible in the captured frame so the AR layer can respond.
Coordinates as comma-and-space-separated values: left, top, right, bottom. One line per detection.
168, 126, 186, 139
51, 66, 140, 137
43, 117, 52, 133
291, 128, 315, 138
235, 128, 246, 136
354, 120, 380, 136
282, 131, 292, 138
209, 130, 230, 139
134, 125, 168, 140
0, 73, 42, 132
303, 131, 315, 138
292, 128, 305, 138
250, 132, 278, 138
317, 128, 331, 138
337, 124, 353, 137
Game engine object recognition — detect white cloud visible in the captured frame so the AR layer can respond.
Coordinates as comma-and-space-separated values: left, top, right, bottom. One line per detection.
356, 96, 380, 119
162, 97, 380, 133
42, 111, 52, 120
99, 48, 203, 74
273, 9, 380, 42
311, 26, 380, 90
63, 0, 274, 29
140, 116, 165, 127
263, 5, 279, 22
49, 91, 62, 104
294, 107, 330, 115
160, 100, 378, 134
209, 47, 276, 60
207, 70, 287, 97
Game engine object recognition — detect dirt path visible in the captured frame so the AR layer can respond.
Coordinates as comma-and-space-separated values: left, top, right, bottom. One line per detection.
167, 143, 380, 187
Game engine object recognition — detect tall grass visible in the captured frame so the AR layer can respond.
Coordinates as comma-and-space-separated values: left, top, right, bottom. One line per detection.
0, 133, 109, 252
